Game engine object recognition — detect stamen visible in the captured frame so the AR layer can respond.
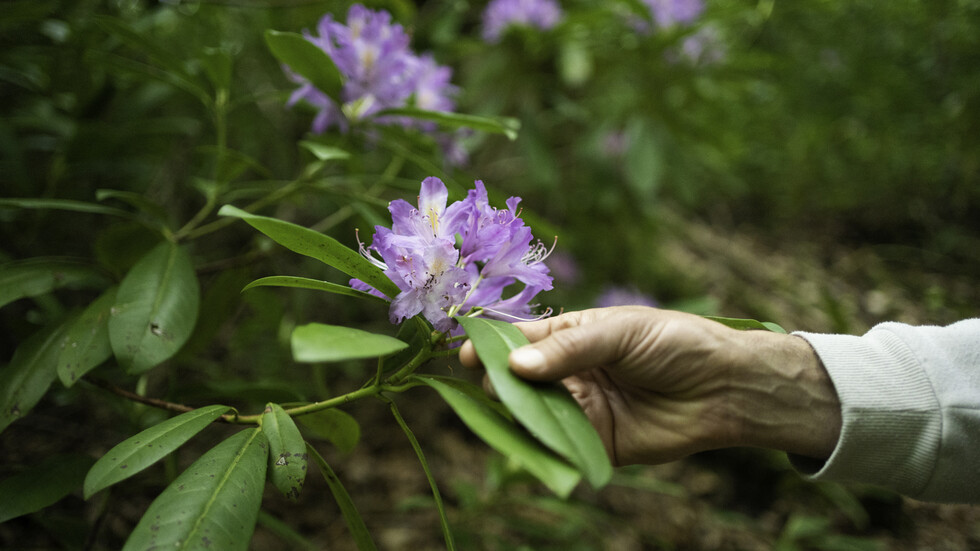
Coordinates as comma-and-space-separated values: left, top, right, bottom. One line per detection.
521, 235, 558, 265
356, 228, 388, 270
479, 306, 553, 322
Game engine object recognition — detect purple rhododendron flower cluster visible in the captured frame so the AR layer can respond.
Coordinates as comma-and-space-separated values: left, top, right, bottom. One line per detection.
286, 5, 465, 162
481, 0, 563, 43
352, 177, 554, 333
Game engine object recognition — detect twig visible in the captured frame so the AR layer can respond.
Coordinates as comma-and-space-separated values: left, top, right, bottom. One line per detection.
84, 377, 200, 416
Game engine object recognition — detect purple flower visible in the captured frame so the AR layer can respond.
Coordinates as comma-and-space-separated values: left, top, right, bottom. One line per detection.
285, 5, 466, 163
643, 0, 704, 28
595, 285, 659, 308
545, 251, 581, 286
482, 0, 563, 43
678, 24, 726, 65
352, 177, 553, 332
628, 0, 705, 34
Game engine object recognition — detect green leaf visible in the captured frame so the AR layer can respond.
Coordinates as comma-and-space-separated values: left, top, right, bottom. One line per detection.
307, 444, 378, 551
299, 141, 350, 162
243, 275, 388, 305
291, 323, 408, 363
296, 408, 361, 453
83, 405, 232, 499
387, 399, 456, 550
265, 30, 343, 102
0, 319, 73, 434
218, 205, 400, 299
57, 286, 116, 387
200, 46, 233, 91
704, 315, 788, 334
0, 197, 131, 218
0, 454, 96, 523
0, 258, 110, 310
420, 374, 513, 421
95, 188, 173, 229
122, 428, 268, 551
261, 403, 308, 502
455, 316, 612, 489
416, 375, 580, 498
256, 511, 319, 551
108, 242, 200, 374
374, 107, 521, 140
94, 15, 195, 80
196, 146, 275, 182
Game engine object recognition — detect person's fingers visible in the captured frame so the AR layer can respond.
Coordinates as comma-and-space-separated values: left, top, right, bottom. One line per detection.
509, 314, 638, 381
460, 310, 596, 369
511, 309, 591, 343
481, 373, 498, 400
458, 339, 481, 369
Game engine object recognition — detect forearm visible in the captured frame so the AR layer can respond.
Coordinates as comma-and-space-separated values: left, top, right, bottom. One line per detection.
725, 330, 842, 459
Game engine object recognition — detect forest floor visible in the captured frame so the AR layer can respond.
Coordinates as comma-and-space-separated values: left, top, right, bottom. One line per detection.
2, 212, 979, 550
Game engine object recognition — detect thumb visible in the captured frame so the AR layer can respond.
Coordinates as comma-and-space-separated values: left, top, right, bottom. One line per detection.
509, 318, 628, 381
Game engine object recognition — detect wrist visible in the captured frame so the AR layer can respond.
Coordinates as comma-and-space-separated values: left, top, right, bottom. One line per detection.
726, 330, 842, 459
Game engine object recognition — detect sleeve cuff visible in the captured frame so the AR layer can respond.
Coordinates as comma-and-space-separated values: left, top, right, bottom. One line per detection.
789, 329, 941, 497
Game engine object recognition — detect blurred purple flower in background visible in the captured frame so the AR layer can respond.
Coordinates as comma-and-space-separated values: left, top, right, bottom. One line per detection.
545, 250, 581, 286
595, 285, 659, 308
482, 0, 563, 43
678, 24, 726, 65
285, 5, 465, 162
627, 0, 725, 65
352, 177, 554, 332
642, 0, 704, 29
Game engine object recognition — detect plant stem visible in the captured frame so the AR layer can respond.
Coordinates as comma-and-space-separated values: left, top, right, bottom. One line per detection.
228, 383, 384, 424
183, 179, 305, 240
386, 333, 433, 384
86, 375, 423, 425
86, 377, 196, 415
385, 397, 456, 551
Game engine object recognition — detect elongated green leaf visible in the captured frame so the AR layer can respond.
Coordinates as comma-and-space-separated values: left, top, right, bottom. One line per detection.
57, 287, 116, 387
0, 197, 131, 218
374, 107, 521, 140
84, 48, 211, 105
307, 444, 377, 551
388, 399, 456, 550
0, 454, 96, 523
109, 242, 200, 374
256, 511, 319, 551
299, 141, 350, 161
455, 316, 612, 489
95, 188, 173, 229
196, 145, 275, 182
218, 205, 400, 299
199, 45, 233, 91
0, 319, 73, 434
261, 403, 308, 502
122, 428, 268, 551
296, 408, 361, 453
291, 323, 408, 363
265, 30, 343, 102
0, 258, 110, 310
243, 275, 388, 305
417, 375, 580, 498
420, 374, 513, 421
83, 405, 232, 498
704, 315, 787, 334
94, 15, 196, 80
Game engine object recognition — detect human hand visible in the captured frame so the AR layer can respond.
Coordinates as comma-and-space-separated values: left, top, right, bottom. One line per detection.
459, 306, 841, 466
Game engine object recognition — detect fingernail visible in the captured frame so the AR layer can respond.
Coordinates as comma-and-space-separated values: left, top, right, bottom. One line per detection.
510, 347, 545, 371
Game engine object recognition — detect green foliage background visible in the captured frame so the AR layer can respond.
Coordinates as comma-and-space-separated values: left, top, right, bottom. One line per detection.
2, 0, 979, 549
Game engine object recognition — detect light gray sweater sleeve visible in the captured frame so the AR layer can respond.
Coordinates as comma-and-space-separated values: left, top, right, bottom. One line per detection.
791, 319, 980, 504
